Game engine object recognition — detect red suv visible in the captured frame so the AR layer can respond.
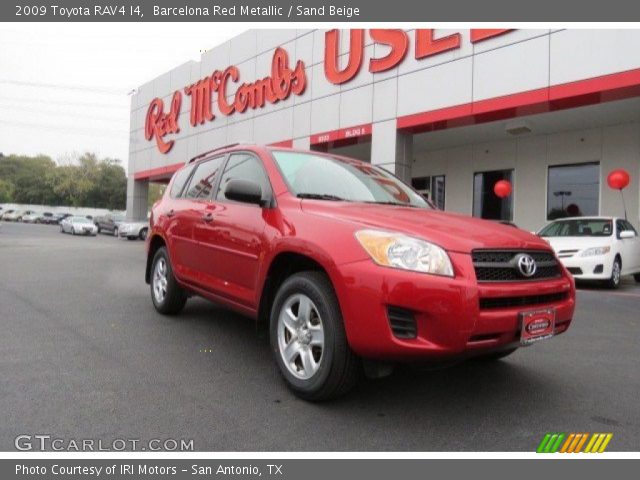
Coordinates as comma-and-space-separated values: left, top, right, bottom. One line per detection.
146, 145, 575, 400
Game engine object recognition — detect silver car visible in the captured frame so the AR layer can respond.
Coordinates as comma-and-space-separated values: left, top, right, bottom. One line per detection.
118, 221, 149, 240
60, 216, 98, 236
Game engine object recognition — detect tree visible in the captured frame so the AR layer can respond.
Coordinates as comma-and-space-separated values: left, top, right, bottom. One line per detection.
0, 179, 14, 203
0, 152, 126, 209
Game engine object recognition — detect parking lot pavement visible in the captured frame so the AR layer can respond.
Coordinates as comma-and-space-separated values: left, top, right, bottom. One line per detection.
0, 221, 639, 452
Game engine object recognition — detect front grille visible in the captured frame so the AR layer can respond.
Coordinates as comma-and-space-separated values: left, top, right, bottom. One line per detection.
479, 291, 569, 310
472, 249, 561, 282
387, 306, 417, 339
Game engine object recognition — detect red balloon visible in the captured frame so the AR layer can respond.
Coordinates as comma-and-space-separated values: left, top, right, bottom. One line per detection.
607, 169, 630, 190
494, 180, 512, 198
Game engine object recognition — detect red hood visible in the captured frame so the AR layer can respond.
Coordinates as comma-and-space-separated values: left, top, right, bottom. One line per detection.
300, 201, 549, 254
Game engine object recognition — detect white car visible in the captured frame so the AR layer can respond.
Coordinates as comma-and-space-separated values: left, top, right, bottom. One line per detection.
21, 211, 41, 223
118, 220, 149, 240
60, 216, 98, 236
538, 216, 640, 288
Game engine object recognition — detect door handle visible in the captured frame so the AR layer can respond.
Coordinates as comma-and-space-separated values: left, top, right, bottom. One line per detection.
202, 212, 215, 223
166, 209, 175, 218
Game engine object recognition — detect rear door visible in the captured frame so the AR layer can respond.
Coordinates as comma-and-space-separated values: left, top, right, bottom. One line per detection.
194, 152, 272, 307
621, 220, 640, 271
616, 219, 636, 274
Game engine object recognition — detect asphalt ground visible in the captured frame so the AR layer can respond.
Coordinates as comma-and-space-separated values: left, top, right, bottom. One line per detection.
0, 221, 638, 451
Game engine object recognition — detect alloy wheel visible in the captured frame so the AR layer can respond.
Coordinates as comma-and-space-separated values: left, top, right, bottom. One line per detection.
277, 293, 325, 380
153, 258, 168, 304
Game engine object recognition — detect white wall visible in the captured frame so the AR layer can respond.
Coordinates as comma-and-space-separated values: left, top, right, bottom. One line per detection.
412, 122, 640, 232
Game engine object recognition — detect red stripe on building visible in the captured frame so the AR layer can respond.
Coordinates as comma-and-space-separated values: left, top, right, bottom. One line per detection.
134, 162, 183, 181
398, 67, 640, 133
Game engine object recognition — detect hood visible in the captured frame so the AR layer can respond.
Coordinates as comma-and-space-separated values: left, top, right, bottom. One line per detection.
542, 235, 613, 253
300, 201, 550, 254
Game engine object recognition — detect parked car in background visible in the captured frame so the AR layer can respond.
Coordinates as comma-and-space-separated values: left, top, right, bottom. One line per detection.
60, 216, 98, 236
95, 213, 125, 236
37, 212, 56, 224
118, 220, 149, 241
53, 213, 72, 224
2, 210, 25, 222
0, 209, 14, 220
145, 145, 576, 400
21, 211, 42, 223
17, 210, 36, 222
538, 216, 640, 288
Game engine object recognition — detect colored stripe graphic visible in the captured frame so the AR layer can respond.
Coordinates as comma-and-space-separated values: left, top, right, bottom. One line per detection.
538, 433, 613, 453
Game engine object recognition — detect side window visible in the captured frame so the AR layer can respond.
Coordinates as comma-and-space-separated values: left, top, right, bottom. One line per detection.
170, 164, 195, 198
184, 157, 225, 200
623, 220, 638, 235
216, 153, 271, 201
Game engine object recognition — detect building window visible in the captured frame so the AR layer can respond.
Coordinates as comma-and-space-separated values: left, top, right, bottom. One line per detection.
473, 169, 513, 221
547, 162, 599, 220
411, 175, 445, 210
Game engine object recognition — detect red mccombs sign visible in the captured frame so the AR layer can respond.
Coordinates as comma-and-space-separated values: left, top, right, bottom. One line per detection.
145, 29, 511, 153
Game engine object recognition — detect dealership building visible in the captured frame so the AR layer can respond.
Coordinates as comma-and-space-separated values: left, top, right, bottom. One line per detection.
128, 29, 640, 232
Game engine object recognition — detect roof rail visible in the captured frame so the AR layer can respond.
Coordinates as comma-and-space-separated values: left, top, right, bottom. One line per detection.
188, 143, 249, 163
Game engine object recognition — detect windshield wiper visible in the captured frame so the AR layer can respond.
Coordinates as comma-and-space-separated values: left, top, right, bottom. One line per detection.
362, 201, 420, 208
296, 193, 347, 201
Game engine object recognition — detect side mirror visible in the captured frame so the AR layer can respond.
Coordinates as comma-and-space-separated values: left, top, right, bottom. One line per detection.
620, 230, 636, 239
224, 179, 264, 206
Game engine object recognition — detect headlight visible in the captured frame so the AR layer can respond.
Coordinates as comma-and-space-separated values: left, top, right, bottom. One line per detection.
355, 229, 454, 276
580, 246, 611, 257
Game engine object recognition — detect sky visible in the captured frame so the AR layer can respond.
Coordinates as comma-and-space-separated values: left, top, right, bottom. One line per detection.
0, 23, 242, 170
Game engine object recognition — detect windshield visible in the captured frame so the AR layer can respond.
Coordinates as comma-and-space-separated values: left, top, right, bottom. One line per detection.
272, 151, 430, 208
539, 219, 613, 237
72, 216, 91, 224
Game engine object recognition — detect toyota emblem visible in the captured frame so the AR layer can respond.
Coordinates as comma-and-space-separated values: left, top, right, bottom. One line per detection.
516, 254, 537, 277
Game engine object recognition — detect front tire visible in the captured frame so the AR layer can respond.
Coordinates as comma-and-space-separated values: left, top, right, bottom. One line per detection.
113, 227, 119, 237
150, 247, 187, 315
270, 271, 359, 401
634, 273, 640, 283
139, 228, 148, 241
606, 257, 622, 289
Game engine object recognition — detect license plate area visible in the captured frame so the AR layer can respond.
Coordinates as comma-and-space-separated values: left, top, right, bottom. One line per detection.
520, 308, 555, 345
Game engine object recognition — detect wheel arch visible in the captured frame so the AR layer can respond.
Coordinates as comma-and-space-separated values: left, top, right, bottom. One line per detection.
145, 234, 167, 284
257, 251, 336, 328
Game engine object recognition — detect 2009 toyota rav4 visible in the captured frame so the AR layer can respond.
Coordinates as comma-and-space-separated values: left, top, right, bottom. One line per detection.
146, 144, 576, 400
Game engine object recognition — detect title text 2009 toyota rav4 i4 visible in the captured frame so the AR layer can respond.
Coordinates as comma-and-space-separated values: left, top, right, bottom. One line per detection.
146, 145, 576, 401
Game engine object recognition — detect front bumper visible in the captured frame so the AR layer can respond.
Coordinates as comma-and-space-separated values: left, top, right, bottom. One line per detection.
332, 252, 575, 360
558, 252, 613, 280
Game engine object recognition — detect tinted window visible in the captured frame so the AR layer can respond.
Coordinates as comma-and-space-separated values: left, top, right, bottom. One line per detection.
184, 157, 225, 200
547, 163, 599, 220
170, 164, 195, 198
539, 219, 613, 237
216, 153, 271, 201
473, 170, 513, 221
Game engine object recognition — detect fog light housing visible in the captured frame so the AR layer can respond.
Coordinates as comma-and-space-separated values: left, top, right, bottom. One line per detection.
593, 264, 604, 274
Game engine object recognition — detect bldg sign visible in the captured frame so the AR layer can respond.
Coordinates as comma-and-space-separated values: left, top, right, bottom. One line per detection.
144, 29, 512, 153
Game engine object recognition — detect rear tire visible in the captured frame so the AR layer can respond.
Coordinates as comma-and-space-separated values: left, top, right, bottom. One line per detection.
270, 271, 359, 401
150, 247, 187, 315
634, 273, 640, 283
113, 227, 119, 237
139, 228, 148, 241
606, 257, 622, 289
